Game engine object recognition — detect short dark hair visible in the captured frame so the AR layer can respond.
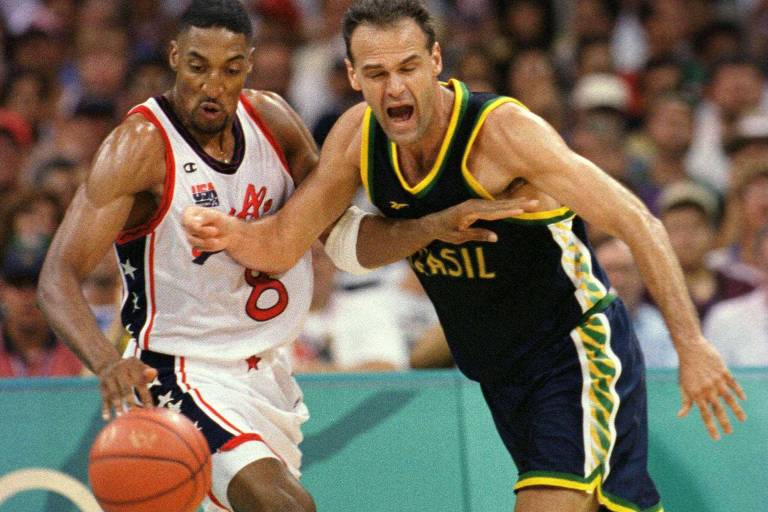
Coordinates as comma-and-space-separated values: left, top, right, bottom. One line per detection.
178, 0, 253, 40
343, 0, 436, 63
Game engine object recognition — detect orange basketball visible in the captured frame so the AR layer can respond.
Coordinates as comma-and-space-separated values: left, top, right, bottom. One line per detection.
88, 407, 212, 512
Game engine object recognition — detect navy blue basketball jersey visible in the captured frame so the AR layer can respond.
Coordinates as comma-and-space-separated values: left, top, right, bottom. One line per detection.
360, 79, 615, 382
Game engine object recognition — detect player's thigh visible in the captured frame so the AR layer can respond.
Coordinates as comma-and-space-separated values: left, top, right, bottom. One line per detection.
515, 486, 598, 512
227, 457, 315, 512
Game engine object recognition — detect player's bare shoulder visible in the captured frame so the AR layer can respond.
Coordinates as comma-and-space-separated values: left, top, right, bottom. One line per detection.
241, 89, 319, 183
325, 101, 367, 166
476, 100, 571, 179
86, 113, 167, 206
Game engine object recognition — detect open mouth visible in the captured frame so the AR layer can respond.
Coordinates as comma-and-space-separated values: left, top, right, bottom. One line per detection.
200, 102, 222, 117
387, 105, 414, 123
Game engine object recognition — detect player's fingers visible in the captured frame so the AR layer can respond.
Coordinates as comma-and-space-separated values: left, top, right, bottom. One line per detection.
101, 375, 124, 418
695, 397, 720, 440
187, 235, 222, 252
708, 394, 732, 435
142, 367, 158, 383
472, 199, 540, 220
455, 228, 498, 243
718, 382, 747, 422
725, 372, 747, 401
135, 383, 154, 409
677, 393, 692, 418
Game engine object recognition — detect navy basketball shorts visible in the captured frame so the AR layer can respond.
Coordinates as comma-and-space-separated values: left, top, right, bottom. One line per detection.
481, 300, 663, 512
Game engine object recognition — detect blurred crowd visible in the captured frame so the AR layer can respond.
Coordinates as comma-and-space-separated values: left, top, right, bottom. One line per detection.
0, 0, 766, 379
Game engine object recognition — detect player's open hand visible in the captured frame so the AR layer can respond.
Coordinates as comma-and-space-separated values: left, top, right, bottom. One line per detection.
677, 337, 747, 440
428, 198, 539, 244
97, 357, 158, 420
182, 205, 237, 252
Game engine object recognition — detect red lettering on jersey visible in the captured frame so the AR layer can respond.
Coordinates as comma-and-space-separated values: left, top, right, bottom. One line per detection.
232, 184, 269, 220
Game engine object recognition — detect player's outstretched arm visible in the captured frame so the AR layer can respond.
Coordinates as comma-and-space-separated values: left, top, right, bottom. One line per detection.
184, 104, 368, 274
354, 197, 540, 269
488, 103, 746, 440
38, 116, 159, 419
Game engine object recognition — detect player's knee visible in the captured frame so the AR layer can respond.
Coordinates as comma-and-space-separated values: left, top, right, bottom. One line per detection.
229, 488, 314, 512
227, 458, 315, 512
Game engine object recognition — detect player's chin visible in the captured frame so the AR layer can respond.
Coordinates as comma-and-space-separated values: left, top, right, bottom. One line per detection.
192, 116, 228, 135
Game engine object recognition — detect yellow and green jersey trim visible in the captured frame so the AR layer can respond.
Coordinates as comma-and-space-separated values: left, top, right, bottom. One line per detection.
515, 468, 664, 512
360, 108, 376, 204
387, 78, 470, 198
460, 95, 576, 225
360, 79, 471, 203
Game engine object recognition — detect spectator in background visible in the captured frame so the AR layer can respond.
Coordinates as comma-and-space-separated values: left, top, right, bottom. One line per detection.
574, 35, 614, 79
118, 55, 174, 118
710, 161, 768, 286
595, 237, 677, 368
570, 73, 632, 184
637, 57, 686, 113
33, 157, 81, 209
81, 255, 120, 334
0, 244, 82, 377
504, 48, 565, 133
22, 98, 116, 185
704, 224, 768, 367
627, 94, 695, 213
687, 56, 768, 191
288, 0, 349, 128
0, 190, 62, 269
0, 113, 32, 199
659, 181, 754, 321
0, 70, 54, 138
311, 59, 362, 146
454, 46, 498, 93
248, 38, 295, 100
293, 243, 409, 373
693, 21, 745, 75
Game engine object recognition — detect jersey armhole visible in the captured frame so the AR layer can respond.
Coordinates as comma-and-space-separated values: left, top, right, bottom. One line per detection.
115, 105, 176, 245
460, 97, 521, 200
239, 94, 292, 182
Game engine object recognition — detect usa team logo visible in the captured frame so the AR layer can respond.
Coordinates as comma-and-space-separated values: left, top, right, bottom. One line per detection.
191, 182, 219, 207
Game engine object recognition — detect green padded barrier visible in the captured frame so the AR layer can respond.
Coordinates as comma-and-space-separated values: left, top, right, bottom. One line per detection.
0, 369, 765, 512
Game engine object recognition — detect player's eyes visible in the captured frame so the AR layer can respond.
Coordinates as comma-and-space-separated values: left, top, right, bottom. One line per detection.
227, 68, 242, 75
189, 64, 204, 73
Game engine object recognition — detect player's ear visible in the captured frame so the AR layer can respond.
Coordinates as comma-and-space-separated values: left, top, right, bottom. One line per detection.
431, 42, 443, 77
169, 40, 180, 72
346, 58, 362, 91
246, 47, 255, 75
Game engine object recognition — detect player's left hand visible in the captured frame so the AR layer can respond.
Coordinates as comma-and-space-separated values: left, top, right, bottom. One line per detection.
182, 205, 238, 252
677, 337, 747, 440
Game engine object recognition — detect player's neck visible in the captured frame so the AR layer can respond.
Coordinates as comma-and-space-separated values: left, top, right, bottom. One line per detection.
398, 84, 454, 172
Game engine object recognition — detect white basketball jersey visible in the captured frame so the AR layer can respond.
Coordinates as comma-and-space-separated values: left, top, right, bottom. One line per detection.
115, 94, 312, 361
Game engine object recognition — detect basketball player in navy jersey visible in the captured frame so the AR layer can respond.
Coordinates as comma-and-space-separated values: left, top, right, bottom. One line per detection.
183, 1, 748, 511
38, 2, 529, 510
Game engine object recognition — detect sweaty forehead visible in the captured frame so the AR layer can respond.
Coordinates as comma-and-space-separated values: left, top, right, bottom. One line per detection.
350, 19, 429, 65
178, 26, 249, 59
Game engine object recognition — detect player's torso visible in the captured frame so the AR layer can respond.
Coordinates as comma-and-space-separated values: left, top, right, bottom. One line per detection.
115, 95, 312, 361
361, 79, 613, 382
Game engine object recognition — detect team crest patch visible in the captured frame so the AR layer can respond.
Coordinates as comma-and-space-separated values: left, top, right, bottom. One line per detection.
191, 182, 219, 207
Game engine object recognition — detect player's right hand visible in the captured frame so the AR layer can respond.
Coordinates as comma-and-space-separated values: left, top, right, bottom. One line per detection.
428, 197, 539, 244
182, 205, 237, 252
97, 357, 158, 420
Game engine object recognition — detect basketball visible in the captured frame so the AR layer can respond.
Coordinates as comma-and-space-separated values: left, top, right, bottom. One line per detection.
88, 407, 211, 512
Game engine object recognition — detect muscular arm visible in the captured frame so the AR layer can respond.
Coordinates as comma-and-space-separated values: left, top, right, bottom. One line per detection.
185, 102, 535, 273
487, 104, 745, 437
38, 115, 163, 415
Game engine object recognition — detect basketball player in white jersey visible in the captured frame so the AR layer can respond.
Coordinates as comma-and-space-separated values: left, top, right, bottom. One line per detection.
37, 1, 318, 510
